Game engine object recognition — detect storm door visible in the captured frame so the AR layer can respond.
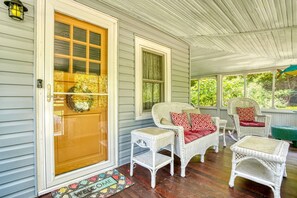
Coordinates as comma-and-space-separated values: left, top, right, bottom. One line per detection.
52, 12, 108, 175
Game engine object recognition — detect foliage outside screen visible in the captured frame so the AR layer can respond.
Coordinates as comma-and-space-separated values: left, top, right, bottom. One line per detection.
275, 74, 297, 109
247, 72, 273, 108
222, 75, 244, 107
191, 78, 216, 106
191, 71, 297, 110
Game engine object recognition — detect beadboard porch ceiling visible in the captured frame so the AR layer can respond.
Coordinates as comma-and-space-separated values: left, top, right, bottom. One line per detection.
96, 0, 297, 77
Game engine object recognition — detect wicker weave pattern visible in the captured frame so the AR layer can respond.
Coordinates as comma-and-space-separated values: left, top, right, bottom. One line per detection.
227, 97, 272, 139
152, 102, 220, 177
131, 128, 174, 152
130, 127, 175, 188
229, 136, 289, 198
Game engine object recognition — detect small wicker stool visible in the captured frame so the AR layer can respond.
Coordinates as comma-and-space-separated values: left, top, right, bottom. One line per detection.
229, 136, 289, 198
130, 127, 174, 188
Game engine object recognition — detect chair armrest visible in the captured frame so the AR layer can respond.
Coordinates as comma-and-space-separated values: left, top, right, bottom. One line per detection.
255, 114, 271, 118
255, 114, 271, 123
156, 124, 185, 145
158, 124, 183, 133
255, 114, 266, 117
230, 114, 241, 129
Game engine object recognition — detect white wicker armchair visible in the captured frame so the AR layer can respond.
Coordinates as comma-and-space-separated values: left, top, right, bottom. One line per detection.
227, 97, 271, 140
152, 102, 220, 177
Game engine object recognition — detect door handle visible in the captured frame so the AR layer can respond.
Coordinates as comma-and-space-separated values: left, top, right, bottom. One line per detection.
47, 84, 52, 102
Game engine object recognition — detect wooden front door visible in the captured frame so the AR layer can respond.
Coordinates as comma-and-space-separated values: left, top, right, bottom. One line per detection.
52, 12, 108, 175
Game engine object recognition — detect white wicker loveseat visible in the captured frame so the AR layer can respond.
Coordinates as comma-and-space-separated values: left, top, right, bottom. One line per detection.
152, 102, 220, 177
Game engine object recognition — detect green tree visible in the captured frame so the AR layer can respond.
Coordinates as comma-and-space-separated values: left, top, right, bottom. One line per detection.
247, 72, 272, 108
198, 78, 216, 106
222, 75, 244, 106
191, 80, 198, 105
275, 74, 297, 109
191, 78, 216, 106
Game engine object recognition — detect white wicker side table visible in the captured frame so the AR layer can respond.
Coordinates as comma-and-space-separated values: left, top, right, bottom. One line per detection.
130, 127, 174, 188
229, 136, 289, 198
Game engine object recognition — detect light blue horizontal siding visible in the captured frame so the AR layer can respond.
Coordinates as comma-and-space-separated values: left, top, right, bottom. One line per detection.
0, 59, 33, 74
0, 155, 34, 172
0, 0, 35, 197
0, 144, 34, 160
0, 110, 34, 122
0, 177, 35, 197
0, 120, 34, 135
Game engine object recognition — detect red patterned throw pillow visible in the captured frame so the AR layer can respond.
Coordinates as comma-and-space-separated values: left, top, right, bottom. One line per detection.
170, 112, 191, 131
190, 113, 216, 131
236, 107, 255, 121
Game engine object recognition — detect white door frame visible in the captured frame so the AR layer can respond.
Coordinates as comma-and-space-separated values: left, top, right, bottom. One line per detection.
35, 0, 118, 195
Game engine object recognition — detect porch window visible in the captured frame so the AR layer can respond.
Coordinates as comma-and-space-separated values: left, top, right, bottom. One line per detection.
275, 74, 297, 110
193, 68, 297, 110
222, 75, 244, 107
142, 51, 163, 111
135, 37, 171, 120
247, 72, 273, 108
191, 77, 216, 107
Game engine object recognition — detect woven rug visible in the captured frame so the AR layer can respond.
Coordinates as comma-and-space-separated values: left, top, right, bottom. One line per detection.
52, 169, 134, 198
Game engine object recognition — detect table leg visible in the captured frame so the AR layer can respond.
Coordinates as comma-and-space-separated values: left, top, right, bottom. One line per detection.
223, 125, 226, 147
170, 144, 174, 176
130, 143, 134, 176
200, 154, 205, 163
151, 170, 156, 188
273, 185, 281, 198
229, 152, 236, 187
151, 151, 156, 188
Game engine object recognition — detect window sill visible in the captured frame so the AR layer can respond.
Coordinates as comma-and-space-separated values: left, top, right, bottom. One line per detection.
205, 107, 297, 114
135, 112, 153, 120
198, 106, 217, 110
261, 109, 297, 114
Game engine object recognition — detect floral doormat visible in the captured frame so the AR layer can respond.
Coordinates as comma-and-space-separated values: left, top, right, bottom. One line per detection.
52, 169, 134, 198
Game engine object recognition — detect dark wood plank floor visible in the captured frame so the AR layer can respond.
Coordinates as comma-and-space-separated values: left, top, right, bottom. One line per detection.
40, 135, 297, 198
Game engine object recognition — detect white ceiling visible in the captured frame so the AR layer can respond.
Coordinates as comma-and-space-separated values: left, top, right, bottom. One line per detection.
97, 0, 297, 77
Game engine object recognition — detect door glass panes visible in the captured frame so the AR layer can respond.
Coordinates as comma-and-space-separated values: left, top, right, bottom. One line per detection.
247, 72, 273, 108
54, 40, 69, 55
54, 58, 69, 72
222, 75, 244, 106
275, 73, 297, 110
90, 32, 101, 45
73, 60, 86, 73
55, 22, 70, 38
73, 26, 86, 42
73, 44, 86, 58
90, 47, 100, 60
89, 62, 100, 75
53, 12, 107, 176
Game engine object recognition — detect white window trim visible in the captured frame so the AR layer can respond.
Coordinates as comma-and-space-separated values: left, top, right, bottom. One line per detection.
135, 36, 171, 120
